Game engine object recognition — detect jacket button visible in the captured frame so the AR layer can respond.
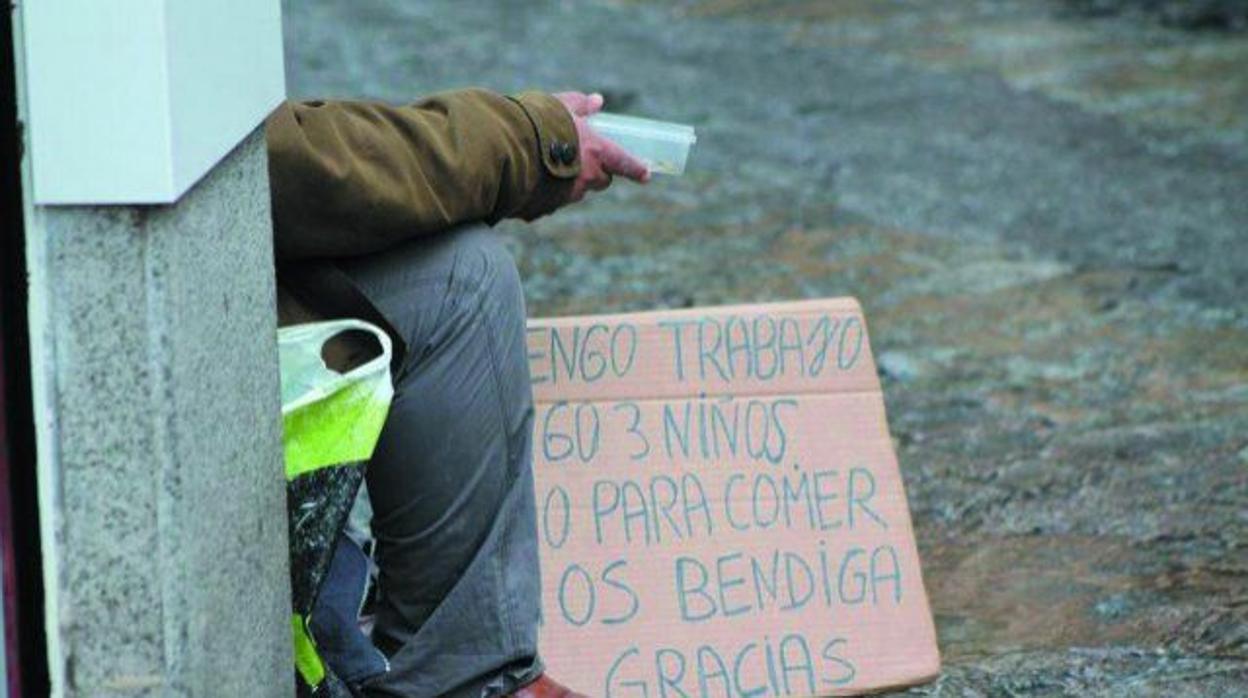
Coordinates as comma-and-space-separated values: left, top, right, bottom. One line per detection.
550, 141, 578, 166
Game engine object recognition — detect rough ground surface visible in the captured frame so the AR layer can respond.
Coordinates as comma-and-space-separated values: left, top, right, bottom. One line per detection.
283, 0, 1247, 694
1061, 0, 1248, 31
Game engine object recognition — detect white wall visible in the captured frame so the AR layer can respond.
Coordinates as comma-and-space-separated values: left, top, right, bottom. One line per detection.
22, 0, 285, 204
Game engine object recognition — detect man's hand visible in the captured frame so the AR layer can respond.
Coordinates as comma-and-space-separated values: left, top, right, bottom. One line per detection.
554, 92, 651, 203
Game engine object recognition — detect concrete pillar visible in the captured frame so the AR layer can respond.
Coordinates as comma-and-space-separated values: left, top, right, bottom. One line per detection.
26, 130, 293, 697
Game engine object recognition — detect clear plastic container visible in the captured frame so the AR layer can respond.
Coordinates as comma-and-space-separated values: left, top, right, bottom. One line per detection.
587, 112, 697, 175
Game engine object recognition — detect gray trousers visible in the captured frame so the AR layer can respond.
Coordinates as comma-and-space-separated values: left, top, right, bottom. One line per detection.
336, 227, 542, 698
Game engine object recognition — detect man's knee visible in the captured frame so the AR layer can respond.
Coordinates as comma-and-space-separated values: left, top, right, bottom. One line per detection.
447, 228, 524, 319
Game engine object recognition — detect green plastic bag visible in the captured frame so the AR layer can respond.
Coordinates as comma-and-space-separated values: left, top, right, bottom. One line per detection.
278, 320, 394, 697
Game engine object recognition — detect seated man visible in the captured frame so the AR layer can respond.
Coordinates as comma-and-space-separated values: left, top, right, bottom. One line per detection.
267, 88, 648, 697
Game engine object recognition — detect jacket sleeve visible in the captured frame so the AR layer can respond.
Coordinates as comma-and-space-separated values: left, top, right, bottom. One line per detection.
265, 88, 580, 260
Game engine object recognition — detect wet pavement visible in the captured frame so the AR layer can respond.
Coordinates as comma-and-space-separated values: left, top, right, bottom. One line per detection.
282, 0, 1247, 693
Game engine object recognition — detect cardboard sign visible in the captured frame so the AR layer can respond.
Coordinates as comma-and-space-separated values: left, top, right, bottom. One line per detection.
527, 298, 940, 697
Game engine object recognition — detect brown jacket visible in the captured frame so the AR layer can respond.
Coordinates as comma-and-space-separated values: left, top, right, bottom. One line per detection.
266, 88, 580, 362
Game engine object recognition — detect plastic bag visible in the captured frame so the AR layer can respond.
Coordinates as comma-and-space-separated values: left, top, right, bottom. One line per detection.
278, 320, 393, 697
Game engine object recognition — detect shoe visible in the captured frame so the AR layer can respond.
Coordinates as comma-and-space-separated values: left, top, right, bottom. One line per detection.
510, 674, 588, 698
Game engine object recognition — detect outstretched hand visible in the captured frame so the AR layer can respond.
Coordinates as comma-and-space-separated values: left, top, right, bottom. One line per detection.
555, 91, 651, 203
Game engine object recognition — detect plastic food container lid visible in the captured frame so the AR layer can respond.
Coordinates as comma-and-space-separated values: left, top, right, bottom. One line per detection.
588, 113, 697, 144
588, 112, 697, 175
